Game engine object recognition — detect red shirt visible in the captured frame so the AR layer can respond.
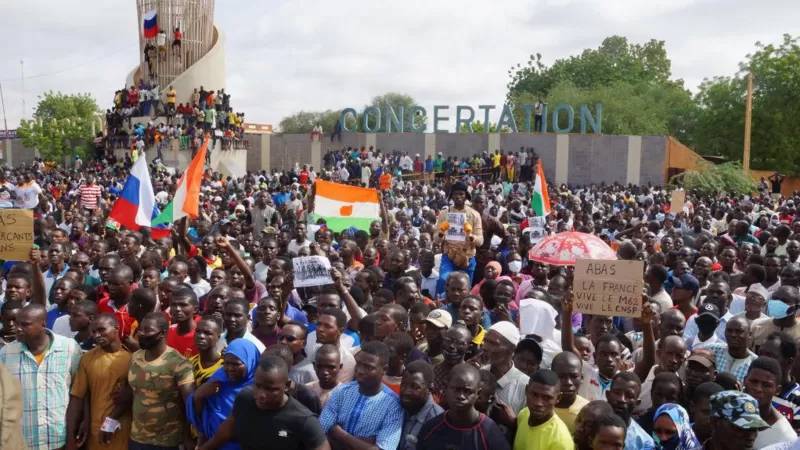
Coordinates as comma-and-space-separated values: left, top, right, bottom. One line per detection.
167, 324, 198, 357
98, 298, 135, 338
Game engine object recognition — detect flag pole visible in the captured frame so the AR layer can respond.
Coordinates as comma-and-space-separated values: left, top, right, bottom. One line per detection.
743, 71, 753, 174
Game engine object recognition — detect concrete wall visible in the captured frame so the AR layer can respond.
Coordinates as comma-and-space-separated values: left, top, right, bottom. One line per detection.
242, 132, 672, 185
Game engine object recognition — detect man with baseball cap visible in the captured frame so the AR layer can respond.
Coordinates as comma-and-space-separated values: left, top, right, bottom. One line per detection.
688, 302, 723, 351
685, 349, 718, 399
705, 390, 769, 450
672, 273, 701, 319
422, 309, 452, 365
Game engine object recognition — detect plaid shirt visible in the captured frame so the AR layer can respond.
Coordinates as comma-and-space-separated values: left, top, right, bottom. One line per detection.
706, 342, 757, 384
0, 330, 81, 450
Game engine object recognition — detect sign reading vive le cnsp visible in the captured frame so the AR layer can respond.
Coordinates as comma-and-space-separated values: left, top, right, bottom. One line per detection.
339, 103, 602, 134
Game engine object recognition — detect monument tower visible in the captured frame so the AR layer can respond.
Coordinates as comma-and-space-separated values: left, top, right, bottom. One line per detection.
128, 0, 226, 103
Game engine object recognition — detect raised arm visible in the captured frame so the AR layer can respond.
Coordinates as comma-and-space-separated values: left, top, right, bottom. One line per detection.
560, 291, 579, 355
29, 248, 46, 307
216, 235, 255, 290
634, 301, 657, 382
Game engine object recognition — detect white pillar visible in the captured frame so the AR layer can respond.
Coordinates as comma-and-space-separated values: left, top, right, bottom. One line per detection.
424, 133, 436, 159
555, 134, 569, 185
626, 135, 642, 185
365, 133, 377, 150
488, 133, 501, 152
311, 137, 321, 170
261, 134, 271, 171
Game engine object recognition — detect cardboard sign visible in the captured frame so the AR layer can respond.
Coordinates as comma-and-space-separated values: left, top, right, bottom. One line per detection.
445, 212, 466, 242
670, 190, 686, 214
573, 259, 644, 318
292, 256, 333, 288
0, 209, 34, 261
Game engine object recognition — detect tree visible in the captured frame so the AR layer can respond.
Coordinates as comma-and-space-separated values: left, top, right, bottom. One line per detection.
278, 92, 421, 133
17, 91, 99, 162
506, 36, 695, 139
671, 161, 757, 196
278, 110, 340, 134
690, 34, 800, 173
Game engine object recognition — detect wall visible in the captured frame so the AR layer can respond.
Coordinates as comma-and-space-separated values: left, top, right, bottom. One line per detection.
243, 132, 673, 186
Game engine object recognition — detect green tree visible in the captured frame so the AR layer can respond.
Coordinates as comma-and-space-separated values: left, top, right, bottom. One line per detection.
278, 92, 421, 133
506, 36, 695, 138
671, 161, 757, 196
17, 91, 99, 162
278, 110, 340, 134
691, 34, 800, 173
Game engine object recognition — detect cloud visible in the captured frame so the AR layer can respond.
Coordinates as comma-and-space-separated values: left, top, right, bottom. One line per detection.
0, 0, 797, 130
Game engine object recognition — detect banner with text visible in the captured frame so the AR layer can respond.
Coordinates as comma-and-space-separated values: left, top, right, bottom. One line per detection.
573, 259, 644, 318
0, 209, 34, 261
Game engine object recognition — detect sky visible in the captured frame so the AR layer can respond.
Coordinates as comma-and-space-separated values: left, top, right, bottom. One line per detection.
0, 0, 798, 130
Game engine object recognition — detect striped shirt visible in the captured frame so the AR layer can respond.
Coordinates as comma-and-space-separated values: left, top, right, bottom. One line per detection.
78, 184, 102, 209
706, 342, 757, 384
0, 331, 81, 450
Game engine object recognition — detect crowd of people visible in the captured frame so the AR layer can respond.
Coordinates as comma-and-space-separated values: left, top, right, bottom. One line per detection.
1, 142, 800, 450
104, 81, 247, 160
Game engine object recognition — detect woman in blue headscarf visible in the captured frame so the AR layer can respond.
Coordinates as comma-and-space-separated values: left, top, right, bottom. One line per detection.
188, 338, 261, 450
652, 403, 702, 450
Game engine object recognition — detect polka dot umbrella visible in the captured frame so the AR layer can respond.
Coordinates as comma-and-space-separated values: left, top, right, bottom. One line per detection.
527, 231, 617, 266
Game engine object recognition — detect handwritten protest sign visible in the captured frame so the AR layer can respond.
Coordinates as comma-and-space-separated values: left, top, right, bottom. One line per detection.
445, 212, 466, 242
0, 209, 33, 261
573, 259, 644, 318
670, 190, 686, 214
293, 256, 333, 288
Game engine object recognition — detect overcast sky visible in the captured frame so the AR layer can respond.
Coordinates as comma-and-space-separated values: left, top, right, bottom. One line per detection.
1, 0, 798, 130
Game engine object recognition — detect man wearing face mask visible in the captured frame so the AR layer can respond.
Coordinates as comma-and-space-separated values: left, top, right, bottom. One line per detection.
751, 285, 800, 349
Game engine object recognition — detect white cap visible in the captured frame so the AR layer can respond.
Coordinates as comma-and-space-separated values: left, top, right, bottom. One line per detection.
489, 321, 520, 346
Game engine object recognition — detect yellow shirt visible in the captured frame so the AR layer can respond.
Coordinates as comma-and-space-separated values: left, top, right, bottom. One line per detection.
514, 408, 575, 450
492, 154, 501, 168
190, 353, 223, 387
70, 348, 133, 450
554, 395, 589, 434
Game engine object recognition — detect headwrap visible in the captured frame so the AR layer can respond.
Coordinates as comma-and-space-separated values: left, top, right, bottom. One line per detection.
187, 339, 261, 449
653, 403, 702, 450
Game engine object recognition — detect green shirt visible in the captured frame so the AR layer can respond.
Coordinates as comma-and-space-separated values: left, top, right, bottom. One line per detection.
129, 347, 194, 446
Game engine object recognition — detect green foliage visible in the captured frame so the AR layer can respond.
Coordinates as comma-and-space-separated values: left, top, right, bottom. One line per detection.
671, 161, 757, 196
278, 92, 422, 133
506, 36, 695, 139
278, 110, 340, 134
459, 121, 501, 133
17, 91, 99, 162
691, 34, 800, 173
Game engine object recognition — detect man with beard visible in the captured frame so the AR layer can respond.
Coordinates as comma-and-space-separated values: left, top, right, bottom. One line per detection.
704, 390, 769, 450
605, 371, 655, 449
399, 360, 443, 450
512, 369, 573, 450
126, 312, 194, 449
481, 321, 528, 420
417, 363, 509, 450
705, 316, 758, 384
66, 313, 132, 450
320, 341, 403, 450
684, 280, 733, 344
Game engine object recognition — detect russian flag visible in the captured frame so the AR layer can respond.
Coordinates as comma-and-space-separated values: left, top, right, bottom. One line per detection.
143, 9, 158, 39
109, 157, 160, 233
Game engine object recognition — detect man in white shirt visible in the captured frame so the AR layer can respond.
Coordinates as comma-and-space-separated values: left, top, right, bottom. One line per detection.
287, 222, 311, 256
